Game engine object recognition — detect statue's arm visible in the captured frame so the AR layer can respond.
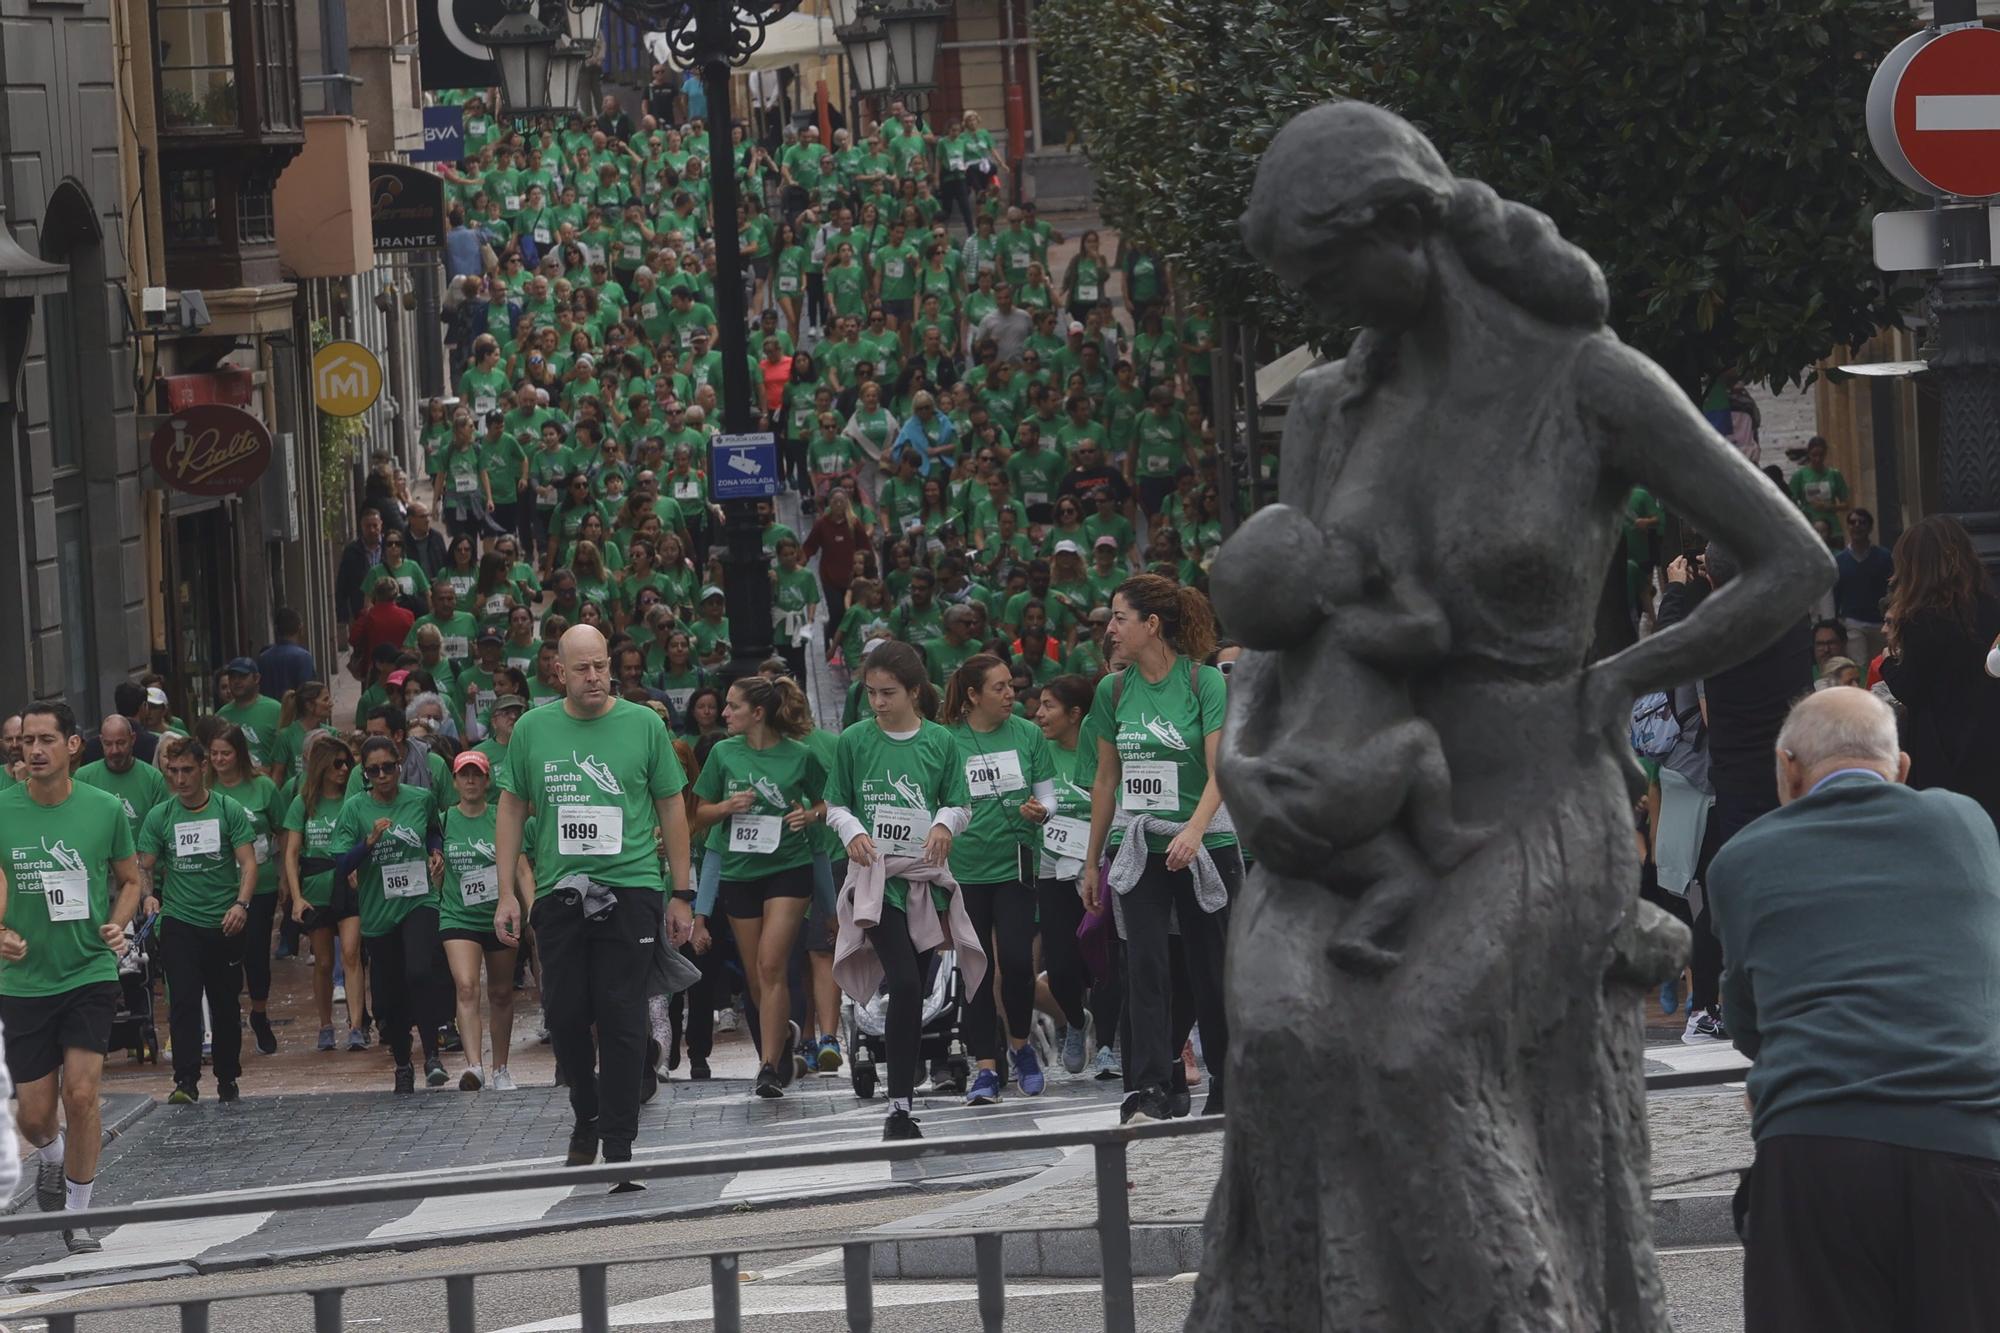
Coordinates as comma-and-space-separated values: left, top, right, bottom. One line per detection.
1337, 576, 1452, 667
1580, 337, 1833, 710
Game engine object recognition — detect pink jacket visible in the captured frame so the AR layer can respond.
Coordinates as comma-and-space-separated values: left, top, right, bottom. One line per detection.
833, 854, 988, 1003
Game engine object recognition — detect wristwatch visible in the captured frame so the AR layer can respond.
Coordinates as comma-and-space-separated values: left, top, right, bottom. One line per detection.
670, 889, 696, 904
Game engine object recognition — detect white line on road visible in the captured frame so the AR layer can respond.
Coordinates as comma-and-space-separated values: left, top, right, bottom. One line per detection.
1916, 94, 2000, 133
367, 1184, 578, 1241
490, 1279, 1136, 1332
720, 1160, 892, 1201
5, 1211, 275, 1281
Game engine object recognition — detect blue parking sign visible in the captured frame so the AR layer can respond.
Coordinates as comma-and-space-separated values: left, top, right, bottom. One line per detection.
709, 433, 783, 500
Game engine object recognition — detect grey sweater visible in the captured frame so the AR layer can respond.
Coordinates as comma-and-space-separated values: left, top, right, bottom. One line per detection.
1710, 773, 2000, 1161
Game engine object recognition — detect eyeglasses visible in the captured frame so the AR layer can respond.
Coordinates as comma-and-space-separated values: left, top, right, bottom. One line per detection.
332, 757, 355, 769
364, 763, 398, 778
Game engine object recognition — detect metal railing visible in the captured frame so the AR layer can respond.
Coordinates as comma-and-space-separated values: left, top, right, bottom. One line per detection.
0, 1063, 1747, 1332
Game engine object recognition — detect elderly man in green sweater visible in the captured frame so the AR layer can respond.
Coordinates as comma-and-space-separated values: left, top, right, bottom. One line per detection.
1709, 686, 2000, 1332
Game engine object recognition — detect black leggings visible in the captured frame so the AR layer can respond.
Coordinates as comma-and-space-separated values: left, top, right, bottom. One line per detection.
365, 906, 443, 1068
959, 878, 1036, 1062
864, 902, 934, 1101
1118, 847, 1238, 1107
241, 892, 278, 1003
1092, 939, 1123, 1052
1036, 877, 1089, 1030
938, 178, 975, 234
161, 916, 244, 1088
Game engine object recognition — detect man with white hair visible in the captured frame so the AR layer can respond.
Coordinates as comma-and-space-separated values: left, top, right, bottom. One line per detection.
1708, 687, 2000, 1329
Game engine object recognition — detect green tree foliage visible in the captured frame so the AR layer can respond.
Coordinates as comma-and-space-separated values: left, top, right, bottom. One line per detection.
1039, 0, 1917, 395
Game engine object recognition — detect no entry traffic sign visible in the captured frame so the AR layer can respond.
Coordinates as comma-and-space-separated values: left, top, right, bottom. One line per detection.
1869, 26, 2000, 199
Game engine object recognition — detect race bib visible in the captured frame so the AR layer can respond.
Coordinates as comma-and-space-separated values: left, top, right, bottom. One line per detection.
640, 303, 659, 320
475, 395, 498, 415
1041, 816, 1089, 861
382, 859, 429, 899
1147, 453, 1171, 475
40, 869, 88, 922
1025, 490, 1049, 509
1804, 481, 1831, 505
535, 485, 557, 506
870, 805, 929, 858
674, 481, 701, 500
253, 834, 271, 865
442, 635, 470, 660
1078, 283, 1099, 302
485, 594, 511, 617
454, 472, 480, 493
175, 819, 222, 857
505, 194, 523, 212
468, 118, 489, 135
778, 275, 799, 294
556, 803, 623, 856
949, 155, 966, 171
885, 258, 906, 280
397, 575, 417, 596
666, 687, 695, 713
1121, 760, 1180, 812
730, 813, 782, 855
964, 750, 1026, 799
534, 227, 552, 245
460, 865, 500, 906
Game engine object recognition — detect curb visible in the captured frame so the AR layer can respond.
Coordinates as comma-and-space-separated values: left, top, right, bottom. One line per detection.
2, 1094, 157, 1217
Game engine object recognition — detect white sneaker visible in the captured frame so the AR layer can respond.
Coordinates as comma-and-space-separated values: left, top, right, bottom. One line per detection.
490, 1067, 518, 1091
459, 1064, 485, 1091
1682, 1009, 1727, 1045
333, 981, 346, 1003
715, 1008, 739, 1033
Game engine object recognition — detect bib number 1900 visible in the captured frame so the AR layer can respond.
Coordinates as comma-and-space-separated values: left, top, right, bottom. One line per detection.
1121, 761, 1179, 813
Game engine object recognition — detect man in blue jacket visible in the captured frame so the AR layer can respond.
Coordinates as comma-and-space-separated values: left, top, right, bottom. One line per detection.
1709, 687, 2000, 1331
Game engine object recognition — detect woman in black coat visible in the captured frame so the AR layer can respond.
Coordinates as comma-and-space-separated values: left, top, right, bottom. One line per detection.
1879, 515, 2000, 830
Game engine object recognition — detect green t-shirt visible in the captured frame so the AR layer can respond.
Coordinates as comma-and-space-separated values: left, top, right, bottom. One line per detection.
925, 635, 981, 688
217, 695, 285, 770
692, 735, 827, 884
1006, 447, 1066, 511
75, 758, 169, 843
1134, 410, 1191, 479
364, 559, 431, 605
214, 774, 285, 896
1086, 661, 1233, 854
1788, 464, 1849, 531
439, 802, 504, 935
282, 791, 344, 908
1035, 737, 1094, 880
826, 718, 970, 912
0, 782, 135, 997
836, 604, 893, 668
332, 785, 441, 938
139, 791, 257, 929
498, 697, 687, 895
947, 714, 1054, 886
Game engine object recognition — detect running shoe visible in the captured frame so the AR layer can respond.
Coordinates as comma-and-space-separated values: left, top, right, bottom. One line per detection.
566, 1119, 599, 1166
964, 1068, 1002, 1105
1120, 1090, 1168, 1125
425, 1058, 450, 1087
1011, 1043, 1046, 1096
317, 1026, 336, 1052
882, 1109, 923, 1141
815, 1035, 843, 1072
755, 1063, 784, 1099
460, 1065, 485, 1092
1683, 1009, 1729, 1044
1659, 977, 1683, 1017
35, 1156, 63, 1213
689, 1057, 711, 1080
490, 1067, 518, 1091
168, 1083, 198, 1105
250, 1012, 277, 1056
1165, 1067, 1192, 1119
347, 1026, 370, 1052
438, 1024, 464, 1054
1092, 1047, 1121, 1081
779, 1020, 800, 1087
332, 981, 346, 1004
393, 1064, 415, 1095
1060, 1025, 1088, 1076
62, 1227, 102, 1255
217, 1080, 240, 1104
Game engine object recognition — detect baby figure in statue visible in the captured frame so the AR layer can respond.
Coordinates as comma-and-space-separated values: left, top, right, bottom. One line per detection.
1211, 501, 1489, 973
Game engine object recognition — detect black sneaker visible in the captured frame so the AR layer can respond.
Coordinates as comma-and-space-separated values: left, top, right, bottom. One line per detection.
566, 1119, 599, 1167
35, 1156, 63, 1213
168, 1082, 198, 1105
689, 1057, 711, 1080
250, 1012, 277, 1056
882, 1109, 923, 1141
1165, 1066, 1192, 1120
393, 1064, 415, 1095
425, 1058, 450, 1087
778, 1021, 800, 1088
62, 1226, 102, 1255
217, 1080, 240, 1104
603, 1139, 643, 1193
438, 1024, 464, 1054
755, 1063, 783, 1099
1120, 1090, 1168, 1125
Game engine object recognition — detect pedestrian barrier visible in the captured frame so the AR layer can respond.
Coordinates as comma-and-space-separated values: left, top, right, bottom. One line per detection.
0, 1064, 1746, 1332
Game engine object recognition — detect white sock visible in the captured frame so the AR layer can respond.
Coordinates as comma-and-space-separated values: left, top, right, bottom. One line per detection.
65, 1177, 92, 1212
890, 1096, 912, 1114
38, 1132, 64, 1165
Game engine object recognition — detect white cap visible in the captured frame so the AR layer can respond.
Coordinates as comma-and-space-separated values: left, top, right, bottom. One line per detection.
862, 637, 890, 658
144, 686, 169, 706
1068, 321, 1085, 335
1052, 539, 1082, 556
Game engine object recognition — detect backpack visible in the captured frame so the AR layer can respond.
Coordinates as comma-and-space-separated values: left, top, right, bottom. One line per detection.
1629, 691, 1681, 759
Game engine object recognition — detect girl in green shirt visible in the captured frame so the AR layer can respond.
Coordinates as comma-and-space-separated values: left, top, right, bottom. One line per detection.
365, 530, 431, 611
690, 676, 827, 1099
774, 223, 809, 340
824, 641, 969, 1140
941, 655, 1056, 1104
333, 736, 446, 1091
834, 577, 893, 670
827, 243, 867, 322
1029, 673, 1096, 1074
282, 735, 365, 1048
209, 726, 287, 1054
437, 750, 526, 1092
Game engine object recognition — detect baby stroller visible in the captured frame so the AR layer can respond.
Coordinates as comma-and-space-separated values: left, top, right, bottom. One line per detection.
845, 948, 968, 1100
108, 912, 161, 1065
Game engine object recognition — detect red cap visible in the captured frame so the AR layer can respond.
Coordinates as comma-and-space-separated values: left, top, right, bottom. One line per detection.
452, 749, 491, 775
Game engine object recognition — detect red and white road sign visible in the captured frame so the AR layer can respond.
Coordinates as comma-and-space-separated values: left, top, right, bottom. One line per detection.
1891, 25, 2000, 199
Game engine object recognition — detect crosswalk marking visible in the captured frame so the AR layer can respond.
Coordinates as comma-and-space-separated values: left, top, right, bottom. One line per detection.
720, 1159, 890, 1200
368, 1184, 578, 1240
491, 1280, 1122, 1332
5, 1211, 274, 1281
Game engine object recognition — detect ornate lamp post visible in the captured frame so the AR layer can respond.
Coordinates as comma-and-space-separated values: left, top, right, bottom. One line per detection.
838, 0, 948, 114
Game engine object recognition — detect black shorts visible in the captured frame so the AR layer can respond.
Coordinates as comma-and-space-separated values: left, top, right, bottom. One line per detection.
881, 297, 914, 323
1138, 475, 1178, 517
437, 928, 510, 952
300, 876, 359, 931
720, 862, 816, 921
1, 981, 121, 1084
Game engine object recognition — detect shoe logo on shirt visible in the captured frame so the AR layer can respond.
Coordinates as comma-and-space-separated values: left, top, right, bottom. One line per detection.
42, 838, 87, 873
885, 771, 928, 808
575, 752, 625, 796
469, 839, 498, 861
752, 777, 787, 809
383, 825, 426, 851
1141, 714, 1189, 753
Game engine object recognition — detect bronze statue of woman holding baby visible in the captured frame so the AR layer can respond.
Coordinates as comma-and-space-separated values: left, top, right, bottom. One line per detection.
1197, 103, 1830, 1330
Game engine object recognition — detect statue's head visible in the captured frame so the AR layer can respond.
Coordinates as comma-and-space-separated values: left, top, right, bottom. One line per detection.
1241, 103, 1451, 331
1242, 101, 1608, 335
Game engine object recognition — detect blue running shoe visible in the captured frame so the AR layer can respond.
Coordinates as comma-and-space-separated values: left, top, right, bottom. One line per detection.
1011, 1043, 1046, 1096
964, 1068, 1002, 1105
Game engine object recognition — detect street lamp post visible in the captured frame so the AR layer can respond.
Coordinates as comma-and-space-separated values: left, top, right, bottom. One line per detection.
838, 0, 949, 121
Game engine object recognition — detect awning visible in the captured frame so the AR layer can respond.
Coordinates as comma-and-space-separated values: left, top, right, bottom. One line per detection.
646, 2, 852, 73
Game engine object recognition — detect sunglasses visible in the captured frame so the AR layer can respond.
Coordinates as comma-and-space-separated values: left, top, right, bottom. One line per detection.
364, 763, 398, 778
332, 757, 355, 769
